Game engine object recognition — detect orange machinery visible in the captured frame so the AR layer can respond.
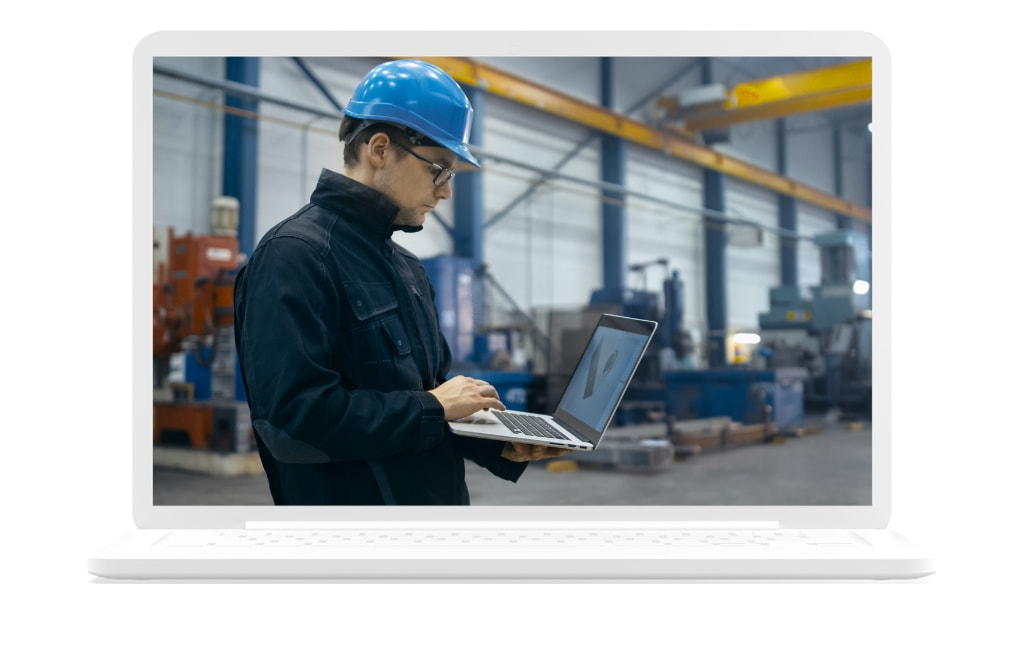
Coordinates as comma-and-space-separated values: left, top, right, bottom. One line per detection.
154, 229, 238, 360
153, 228, 248, 451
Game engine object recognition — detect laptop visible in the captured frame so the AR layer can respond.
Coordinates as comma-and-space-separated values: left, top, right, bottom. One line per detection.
88, 30, 934, 581
448, 314, 657, 451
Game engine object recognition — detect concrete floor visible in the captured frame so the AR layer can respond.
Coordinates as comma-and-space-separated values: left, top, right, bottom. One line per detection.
153, 415, 871, 506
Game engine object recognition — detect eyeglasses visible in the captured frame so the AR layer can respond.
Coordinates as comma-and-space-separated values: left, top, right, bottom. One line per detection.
393, 143, 455, 187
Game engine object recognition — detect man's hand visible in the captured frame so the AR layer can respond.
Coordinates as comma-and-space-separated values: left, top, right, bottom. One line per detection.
501, 442, 574, 463
429, 375, 506, 421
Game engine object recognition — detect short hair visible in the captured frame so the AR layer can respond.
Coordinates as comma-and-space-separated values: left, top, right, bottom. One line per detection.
338, 117, 441, 167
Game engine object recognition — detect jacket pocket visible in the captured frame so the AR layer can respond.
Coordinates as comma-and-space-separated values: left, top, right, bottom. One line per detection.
345, 281, 399, 321
342, 281, 417, 391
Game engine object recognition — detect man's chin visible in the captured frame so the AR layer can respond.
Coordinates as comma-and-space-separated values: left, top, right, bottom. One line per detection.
398, 210, 428, 226
392, 212, 427, 233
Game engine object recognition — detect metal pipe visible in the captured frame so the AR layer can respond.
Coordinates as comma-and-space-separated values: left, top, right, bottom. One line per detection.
474, 146, 812, 241
484, 58, 703, 230
290, 57, 345, 111
155, 65, 345, 121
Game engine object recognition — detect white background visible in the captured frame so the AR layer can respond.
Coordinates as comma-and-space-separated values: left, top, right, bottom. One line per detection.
3, 5, 1019, 660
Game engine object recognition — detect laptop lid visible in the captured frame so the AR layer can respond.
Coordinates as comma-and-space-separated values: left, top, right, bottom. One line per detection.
136, 30, 889, 531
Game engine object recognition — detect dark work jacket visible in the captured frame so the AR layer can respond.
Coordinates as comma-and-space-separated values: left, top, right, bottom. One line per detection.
233, 169, 526, 505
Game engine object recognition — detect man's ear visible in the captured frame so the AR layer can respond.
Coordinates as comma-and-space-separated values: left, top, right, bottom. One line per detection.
365, 132, 391, 168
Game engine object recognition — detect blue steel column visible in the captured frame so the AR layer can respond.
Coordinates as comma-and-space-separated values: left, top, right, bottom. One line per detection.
222, 57, 259, 259
777, 119, 797, 286
834, 128, 850, 230
702, 59, 727, 368
453, 85, 484, 266
865, 128, 872, 311
600, 57, 627, 297
866, 127, 872, 209
704, 168, 727, 368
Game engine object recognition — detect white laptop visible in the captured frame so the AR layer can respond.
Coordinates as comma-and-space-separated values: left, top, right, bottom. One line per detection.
88, 31, 933, 581
449, 314, 657, 451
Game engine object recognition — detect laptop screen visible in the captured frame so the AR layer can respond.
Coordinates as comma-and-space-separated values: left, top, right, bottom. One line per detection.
140, 31, 885, 526
554, 316, 656, 443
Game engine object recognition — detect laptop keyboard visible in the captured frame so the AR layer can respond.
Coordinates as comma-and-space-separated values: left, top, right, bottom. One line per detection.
161, 529, 860, 548
492, 411, 569, 439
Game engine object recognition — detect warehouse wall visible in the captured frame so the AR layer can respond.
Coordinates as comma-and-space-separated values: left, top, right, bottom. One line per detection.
472, 82, 604, 311
153, 57, 224, 233
152, 55, 872, 363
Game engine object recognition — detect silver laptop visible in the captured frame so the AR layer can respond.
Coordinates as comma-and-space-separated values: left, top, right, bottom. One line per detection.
449, 314, 656, 451
88, 30, 934, 581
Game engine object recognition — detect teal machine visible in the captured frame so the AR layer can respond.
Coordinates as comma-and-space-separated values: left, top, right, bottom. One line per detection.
758, 229, 872, 415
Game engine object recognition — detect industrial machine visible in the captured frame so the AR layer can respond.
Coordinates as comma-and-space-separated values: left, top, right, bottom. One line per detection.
153, 198, 251, 452
420, 256, 535, 411
590, 263, 807, 432
758, 229, 872, 416
585, 260, 687, 423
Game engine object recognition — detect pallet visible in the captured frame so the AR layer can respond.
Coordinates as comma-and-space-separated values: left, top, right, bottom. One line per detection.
776, 425, 822, 438
579, 434, 676, 471
154, 446, 264, 477
600, 416, 799, 463
723, 423, 770, 446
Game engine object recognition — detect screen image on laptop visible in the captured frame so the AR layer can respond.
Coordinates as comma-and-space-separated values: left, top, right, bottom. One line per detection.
141, 32, 886, 527
556, 321, 653, 441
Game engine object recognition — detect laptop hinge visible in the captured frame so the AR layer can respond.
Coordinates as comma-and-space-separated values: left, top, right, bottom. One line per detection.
244, 521, 782, 531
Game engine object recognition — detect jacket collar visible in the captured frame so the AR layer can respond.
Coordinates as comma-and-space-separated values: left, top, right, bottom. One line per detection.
309, 169, 423, 236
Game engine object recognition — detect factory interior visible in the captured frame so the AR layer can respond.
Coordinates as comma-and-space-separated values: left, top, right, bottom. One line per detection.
152, 54, 875, 507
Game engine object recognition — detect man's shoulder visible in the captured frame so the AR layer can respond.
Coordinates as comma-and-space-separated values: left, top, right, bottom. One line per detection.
390, 240, 419, 261
257, 205, 334, 253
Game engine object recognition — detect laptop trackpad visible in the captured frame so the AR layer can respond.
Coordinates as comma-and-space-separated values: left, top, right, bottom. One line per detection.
453, 412, 499, 426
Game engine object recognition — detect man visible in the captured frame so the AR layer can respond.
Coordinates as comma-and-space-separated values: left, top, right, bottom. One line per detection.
233, 59, 568, 505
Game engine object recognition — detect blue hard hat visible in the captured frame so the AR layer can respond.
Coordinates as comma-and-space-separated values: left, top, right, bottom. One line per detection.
344, 59, 480, 168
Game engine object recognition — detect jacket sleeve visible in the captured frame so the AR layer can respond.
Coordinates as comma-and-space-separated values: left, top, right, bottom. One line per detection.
454, 432, 529, 483
235, 236, 447, 464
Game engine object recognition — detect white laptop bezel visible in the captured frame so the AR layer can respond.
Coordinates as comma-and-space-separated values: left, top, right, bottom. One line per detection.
134, 30, 891, 530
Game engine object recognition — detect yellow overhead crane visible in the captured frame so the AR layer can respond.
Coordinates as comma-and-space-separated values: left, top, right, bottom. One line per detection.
661, 59, 872, 132
413, 57, 872, 223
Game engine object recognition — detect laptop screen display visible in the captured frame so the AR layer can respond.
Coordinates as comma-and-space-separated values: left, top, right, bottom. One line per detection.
554, 320, 654, 442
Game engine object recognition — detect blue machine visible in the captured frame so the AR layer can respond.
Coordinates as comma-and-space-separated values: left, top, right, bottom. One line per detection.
421, 256, 480, 365
182, 331, 247, 403
421, 256, 533, 411
590, 268, 685, 357
664, 367, 808, 428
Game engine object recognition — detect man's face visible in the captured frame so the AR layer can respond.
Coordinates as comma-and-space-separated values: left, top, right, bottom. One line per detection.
375, 143, 456, 227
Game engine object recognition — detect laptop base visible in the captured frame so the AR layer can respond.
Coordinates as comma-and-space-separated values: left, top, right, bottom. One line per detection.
89, 529, 934, 581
